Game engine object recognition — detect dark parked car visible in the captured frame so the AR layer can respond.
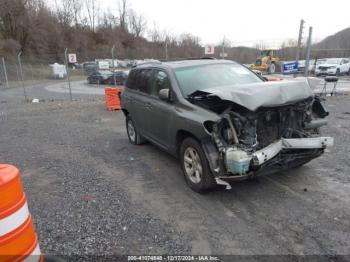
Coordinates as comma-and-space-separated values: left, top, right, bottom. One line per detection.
71, 63, 83, 69
105, 71, 129, 85
83, 62, 98, 75
121, 59, 333, 193
87, 70, 113, 84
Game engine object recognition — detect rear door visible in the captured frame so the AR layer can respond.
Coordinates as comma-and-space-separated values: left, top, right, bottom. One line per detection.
124, 68, 153, 137
341, 59, 350, 73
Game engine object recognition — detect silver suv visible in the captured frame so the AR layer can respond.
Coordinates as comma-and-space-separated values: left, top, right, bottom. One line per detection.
121, 59, 333, 193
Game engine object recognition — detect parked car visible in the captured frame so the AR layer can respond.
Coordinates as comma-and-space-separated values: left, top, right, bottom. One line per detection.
296, 60, 317, 73
83, 62, 98, 75
315, 58, 350, 76
87, 70, 113, 84
105, 71, 128, 85
71, 63, 83, 69
121, 59, 333, 193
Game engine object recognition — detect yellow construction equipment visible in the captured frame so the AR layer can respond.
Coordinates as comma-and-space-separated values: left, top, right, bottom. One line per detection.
251, 49, 280, 74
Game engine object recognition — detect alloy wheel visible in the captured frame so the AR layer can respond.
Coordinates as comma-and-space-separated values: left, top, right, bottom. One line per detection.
183, 147, 203, 184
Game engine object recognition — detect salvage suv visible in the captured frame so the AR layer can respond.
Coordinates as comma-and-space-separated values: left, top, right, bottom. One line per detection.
121, 59, 333, 193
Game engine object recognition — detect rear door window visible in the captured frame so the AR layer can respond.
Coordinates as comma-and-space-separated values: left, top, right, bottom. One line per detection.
126, 70, 138, 90
126, 69, 153, 93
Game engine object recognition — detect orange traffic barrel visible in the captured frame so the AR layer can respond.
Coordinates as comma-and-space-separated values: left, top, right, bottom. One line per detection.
104, 86, 123, 110
0, 164, 42, 262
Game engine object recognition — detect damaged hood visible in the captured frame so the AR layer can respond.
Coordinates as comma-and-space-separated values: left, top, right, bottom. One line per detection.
203, 78, 315, 111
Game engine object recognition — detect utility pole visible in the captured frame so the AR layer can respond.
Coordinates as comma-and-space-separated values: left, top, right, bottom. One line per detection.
305, 26, 313, 77
221, 37, 225, 59
295, 19, 305, 77
1, 57, 9, 88
17, 51, 27, 100
111, 45, 116, 86
64, 48, 73, 101
165, 41, 168, 60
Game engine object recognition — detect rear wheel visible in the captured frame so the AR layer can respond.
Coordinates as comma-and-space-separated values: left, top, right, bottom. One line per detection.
180, 137, 216, 193
126, 116, 146, 145
336, 69, 340, 76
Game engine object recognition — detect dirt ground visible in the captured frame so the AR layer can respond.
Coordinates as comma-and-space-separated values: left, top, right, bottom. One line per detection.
0, 95, 349, 259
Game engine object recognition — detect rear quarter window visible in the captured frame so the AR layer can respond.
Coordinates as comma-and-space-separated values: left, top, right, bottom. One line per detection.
126, 70, 138, 90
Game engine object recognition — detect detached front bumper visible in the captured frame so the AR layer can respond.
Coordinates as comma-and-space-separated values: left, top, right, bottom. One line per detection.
216, 137, 334, 188
252, 137, 333, 165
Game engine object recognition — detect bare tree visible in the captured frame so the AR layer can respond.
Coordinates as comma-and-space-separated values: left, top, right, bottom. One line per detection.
148, 23, 169, 43
118, 0, 128, 32
254, 41, 267, 50
129, 10, 146, 37
0, 0, 33, 49
56, 0, 74, 26
85, 0, 99, 32
71, 0, 83, 26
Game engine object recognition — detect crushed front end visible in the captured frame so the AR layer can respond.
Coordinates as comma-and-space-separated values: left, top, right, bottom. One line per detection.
198, 95, 334, 188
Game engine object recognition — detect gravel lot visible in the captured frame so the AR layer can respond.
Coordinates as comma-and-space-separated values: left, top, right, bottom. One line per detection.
0, 95, 349, 259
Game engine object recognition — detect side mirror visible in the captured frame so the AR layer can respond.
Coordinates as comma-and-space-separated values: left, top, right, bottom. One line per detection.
159, 89, 170, 101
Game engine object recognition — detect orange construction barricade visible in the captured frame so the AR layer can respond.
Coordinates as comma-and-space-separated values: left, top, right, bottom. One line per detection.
0, 164, 43, 262
104, 86, 124, 110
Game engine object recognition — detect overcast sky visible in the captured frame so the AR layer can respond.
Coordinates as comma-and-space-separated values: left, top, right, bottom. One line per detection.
99, 0, 349, 47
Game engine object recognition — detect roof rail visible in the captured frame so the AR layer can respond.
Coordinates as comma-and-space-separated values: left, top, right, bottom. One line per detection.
132, 60, 161, 68
159, 57, 216, 62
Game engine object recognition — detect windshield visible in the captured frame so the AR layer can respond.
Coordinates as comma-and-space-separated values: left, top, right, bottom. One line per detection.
325, 58, 341, 64
261, 50, 272, 57
98, 70, 112, 75
175, 64, 263, 97
316, 59, 326, 65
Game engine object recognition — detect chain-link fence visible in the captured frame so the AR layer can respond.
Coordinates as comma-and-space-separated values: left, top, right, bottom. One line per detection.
0, 50, 129, 102
1, 47, 350, 102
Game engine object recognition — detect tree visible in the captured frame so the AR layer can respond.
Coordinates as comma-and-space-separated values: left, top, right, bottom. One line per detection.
85, 0, 99, 32
118, 0, 128, 32
0, 0, 31, 48
129, 10, 146, 37
55, 0, 74, 26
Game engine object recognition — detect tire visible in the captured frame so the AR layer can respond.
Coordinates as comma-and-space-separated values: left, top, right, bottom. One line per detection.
179, 137, 216, 193
348, 68, 350, 76
126, 116, 146, 145
268, 63, 276, 74
336, 69, 340, 76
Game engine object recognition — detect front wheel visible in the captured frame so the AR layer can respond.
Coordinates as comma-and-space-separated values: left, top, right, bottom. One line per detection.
180, 137, 216, 193
336, 69, 340, 76
268, 63, 276, 74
